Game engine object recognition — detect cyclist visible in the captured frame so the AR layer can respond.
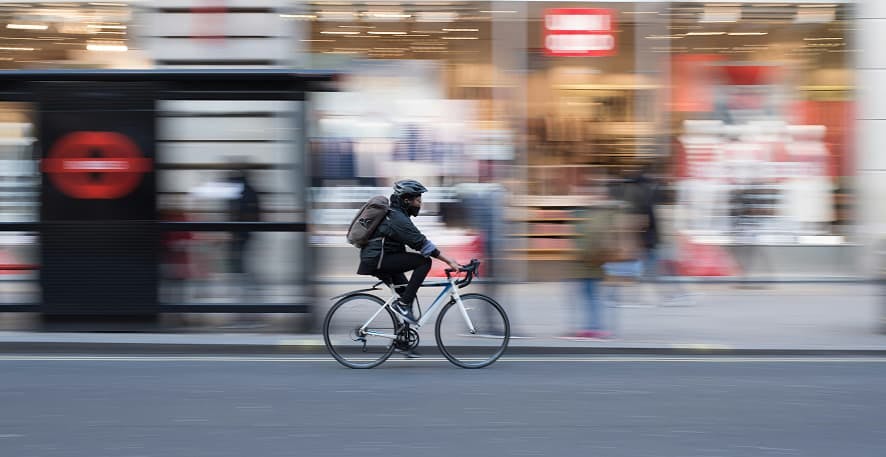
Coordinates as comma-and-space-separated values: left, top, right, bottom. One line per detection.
357, 179, 461, 326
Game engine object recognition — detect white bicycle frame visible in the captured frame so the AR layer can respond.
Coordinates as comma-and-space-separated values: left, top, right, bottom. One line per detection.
359, 276, 476, 341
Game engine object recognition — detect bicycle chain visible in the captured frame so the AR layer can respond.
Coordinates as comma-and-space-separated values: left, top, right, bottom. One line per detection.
395, 326, 420, 351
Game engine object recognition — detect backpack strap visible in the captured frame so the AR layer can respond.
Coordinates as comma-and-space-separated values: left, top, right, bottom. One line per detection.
376, 236, 386, 269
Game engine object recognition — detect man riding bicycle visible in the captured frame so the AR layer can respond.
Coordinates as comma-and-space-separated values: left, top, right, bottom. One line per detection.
356, 179, 461, 326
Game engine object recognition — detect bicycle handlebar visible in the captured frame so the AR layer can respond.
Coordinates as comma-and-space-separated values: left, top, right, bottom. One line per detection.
445, 258, 481, 289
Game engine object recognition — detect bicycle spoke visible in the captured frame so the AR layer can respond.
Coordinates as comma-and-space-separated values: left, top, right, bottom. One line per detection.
436, 293, 509, 369
324, 294, 397, 369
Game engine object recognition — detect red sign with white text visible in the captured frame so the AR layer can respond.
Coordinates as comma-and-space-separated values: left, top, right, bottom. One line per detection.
544, 8, 616, 57
43, 131, 152, 200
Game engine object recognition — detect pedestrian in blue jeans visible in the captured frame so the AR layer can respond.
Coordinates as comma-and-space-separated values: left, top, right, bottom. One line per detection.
572, 201, 625, 339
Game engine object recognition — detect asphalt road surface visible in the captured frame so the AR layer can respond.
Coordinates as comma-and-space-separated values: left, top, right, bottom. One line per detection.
1, 354, 885, 457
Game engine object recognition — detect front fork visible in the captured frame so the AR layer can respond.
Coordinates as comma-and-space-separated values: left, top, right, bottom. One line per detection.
452, 292, 477, 334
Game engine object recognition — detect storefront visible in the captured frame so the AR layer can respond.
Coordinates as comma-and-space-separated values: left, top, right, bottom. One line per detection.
514, 2, 857, 277
288, 1, 858, 279
0, 1, 862, 281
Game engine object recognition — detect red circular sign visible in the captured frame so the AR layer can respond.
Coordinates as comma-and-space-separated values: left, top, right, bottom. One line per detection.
42, 131, 152, 200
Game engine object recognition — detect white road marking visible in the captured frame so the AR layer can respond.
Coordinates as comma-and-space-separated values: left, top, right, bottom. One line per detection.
0, 355, 884, 363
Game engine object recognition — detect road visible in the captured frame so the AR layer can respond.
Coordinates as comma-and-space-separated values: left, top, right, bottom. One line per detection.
1, 354, 885, 457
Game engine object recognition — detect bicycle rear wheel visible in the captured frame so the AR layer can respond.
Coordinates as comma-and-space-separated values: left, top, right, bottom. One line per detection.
323, 293, 397, 369
435, 293, 510, 368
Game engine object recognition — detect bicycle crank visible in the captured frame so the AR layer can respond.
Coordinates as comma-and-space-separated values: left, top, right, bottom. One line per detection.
395, 327, 420, 351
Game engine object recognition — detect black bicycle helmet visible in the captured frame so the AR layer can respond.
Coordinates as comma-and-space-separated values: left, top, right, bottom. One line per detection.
393, 179, 428, 197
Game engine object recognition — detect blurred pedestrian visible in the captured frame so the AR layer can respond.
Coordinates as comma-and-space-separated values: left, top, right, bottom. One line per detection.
570, 171, 626, 339
621, 166, 693, 306
728, 162, 773, 288
225, 168, 264, 328
228, 169, 261, 292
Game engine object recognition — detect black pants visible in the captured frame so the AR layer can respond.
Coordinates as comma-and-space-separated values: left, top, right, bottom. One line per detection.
374, 252, 432, 305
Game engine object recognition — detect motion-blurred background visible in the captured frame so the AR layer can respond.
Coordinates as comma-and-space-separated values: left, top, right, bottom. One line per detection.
0, 1, 881, 337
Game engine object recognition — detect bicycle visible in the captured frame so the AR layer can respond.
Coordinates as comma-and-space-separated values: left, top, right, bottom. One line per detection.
322, 259, 509, 369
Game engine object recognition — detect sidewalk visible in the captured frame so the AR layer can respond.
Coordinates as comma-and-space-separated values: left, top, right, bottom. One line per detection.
0, 282, 884, 354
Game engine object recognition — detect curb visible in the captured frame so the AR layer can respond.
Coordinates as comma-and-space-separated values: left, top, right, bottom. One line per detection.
1, 342, 885, 357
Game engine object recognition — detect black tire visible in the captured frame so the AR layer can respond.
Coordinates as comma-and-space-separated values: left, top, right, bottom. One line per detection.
323, 293, 397, 369
435, 293, 510, 369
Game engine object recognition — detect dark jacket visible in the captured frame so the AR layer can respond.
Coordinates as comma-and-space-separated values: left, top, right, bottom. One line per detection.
228, 176, 260, 243
571, 204, 619, 280
229, 178, 260, 222
356, 194, 438, 275
621, 176, 659, 250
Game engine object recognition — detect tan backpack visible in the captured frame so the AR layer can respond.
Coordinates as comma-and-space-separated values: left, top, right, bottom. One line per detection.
346, 195, 390, 248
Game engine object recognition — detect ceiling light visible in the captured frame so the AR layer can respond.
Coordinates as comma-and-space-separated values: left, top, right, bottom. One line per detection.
442, 36, 478, 40
280, 14, 316, 19
86, 24, 126, 30
364, 12, 411, 19
317, 11, 357, 21
728, 32, 768, 36
442, 28, 478, 32
367, 31, 407, 35
686, 32, 726, 36
0, 46, 34, 51
321, 31, 360, 35
86, 43, 127, 52
7, 24, 48, 30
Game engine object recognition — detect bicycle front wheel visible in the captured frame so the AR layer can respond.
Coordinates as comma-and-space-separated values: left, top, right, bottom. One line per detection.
323, 293, 397, 369
435, 293, 510, 368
